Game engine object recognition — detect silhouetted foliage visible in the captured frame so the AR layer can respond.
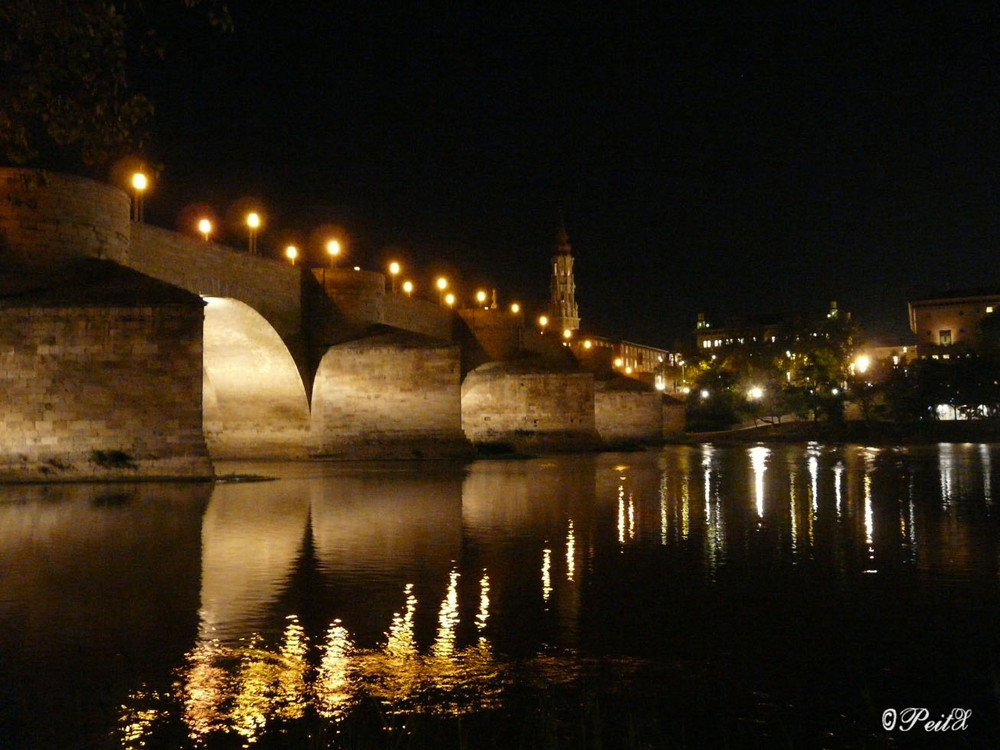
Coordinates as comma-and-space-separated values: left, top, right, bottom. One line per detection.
0, 0, 229, 172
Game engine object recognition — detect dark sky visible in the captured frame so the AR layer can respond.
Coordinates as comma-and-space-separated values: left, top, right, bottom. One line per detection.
139, 2, 999, 350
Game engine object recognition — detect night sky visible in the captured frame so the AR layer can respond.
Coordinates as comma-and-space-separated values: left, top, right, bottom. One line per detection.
138, 2, 998, 350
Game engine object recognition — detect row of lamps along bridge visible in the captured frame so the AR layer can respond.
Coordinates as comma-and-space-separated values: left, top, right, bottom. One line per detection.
129, 171, 581, 340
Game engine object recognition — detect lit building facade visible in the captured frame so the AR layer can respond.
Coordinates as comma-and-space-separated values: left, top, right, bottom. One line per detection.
908, 288, 1000, 357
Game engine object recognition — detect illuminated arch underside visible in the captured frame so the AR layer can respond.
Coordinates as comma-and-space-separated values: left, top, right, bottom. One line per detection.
202, 297, 309, 458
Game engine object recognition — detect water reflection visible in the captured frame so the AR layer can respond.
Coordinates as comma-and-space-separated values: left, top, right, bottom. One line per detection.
2, 445, 999, 748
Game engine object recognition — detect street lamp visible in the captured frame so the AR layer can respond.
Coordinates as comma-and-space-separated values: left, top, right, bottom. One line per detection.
539, 315, 548, 333
436, 277, 448, 304
444, 292, 456, 308
510, 302, 520, 314
402, 280, 414, 296
247, 212, 261, 255
285, 245, 298, 265
198, 218, 212, 242
131, 172, 147, 223
326, 239, 341, 267
475, 290, 488, 308
388, 261, 401, 293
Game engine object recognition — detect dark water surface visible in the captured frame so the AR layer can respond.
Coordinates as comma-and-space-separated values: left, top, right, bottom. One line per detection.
2, 444, 999, 748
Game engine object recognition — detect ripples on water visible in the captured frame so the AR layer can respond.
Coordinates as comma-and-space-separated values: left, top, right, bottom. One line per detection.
2, 444, 1000, 748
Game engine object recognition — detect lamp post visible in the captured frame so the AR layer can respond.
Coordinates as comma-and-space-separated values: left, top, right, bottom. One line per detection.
326, 239, 341, 267
198, 218, 212, 242
402, 280, 414, 296
247, 212, 261, 255
388, 261, 401, 293
475, 290, 487, 308
131, 172, 147, 223
285, 245, 298, 265
445, 292, 456, 308
510, 302, 520, 314
539, 315, 548, 333
436, 277, 448, 304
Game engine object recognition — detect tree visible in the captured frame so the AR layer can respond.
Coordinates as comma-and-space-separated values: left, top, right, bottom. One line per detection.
0, 0, 228, 172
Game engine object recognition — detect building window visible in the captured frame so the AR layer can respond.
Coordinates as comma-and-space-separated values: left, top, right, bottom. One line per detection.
939, 330, 952, 346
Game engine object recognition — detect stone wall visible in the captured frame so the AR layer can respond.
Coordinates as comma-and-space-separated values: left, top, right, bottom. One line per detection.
594, 389, 664, 446
311, 333, 471, 459
461, 362, 601, 451
0, 169, 130, 268
0, 304, 213, 481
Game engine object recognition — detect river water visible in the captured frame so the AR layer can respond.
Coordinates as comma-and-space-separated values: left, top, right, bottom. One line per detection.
1, 444, 999, 748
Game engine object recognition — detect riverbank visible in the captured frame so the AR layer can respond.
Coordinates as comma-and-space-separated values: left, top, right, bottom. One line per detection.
676, 419, 1000, 446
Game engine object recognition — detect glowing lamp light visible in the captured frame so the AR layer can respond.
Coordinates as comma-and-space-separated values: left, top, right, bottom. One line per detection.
388, 261, 401, 293
197, 218, 212, 242
583, 339, 592, 349
246, 212, 261, 255
701, 389, 710, 399
131, 172, 148, 222
510, 302, 520, 314
855, 354, 871, 374
402, 280, 414, 296
326, 239, 341, 266
614, 357, 624, 368
436, 277, 448, 291
285, 245, 298, 265
563, 329, 572, 339
539, 315, 549, 331
748, 386, 764, 400
475, 290, 488, 307
445, 292, 456, 308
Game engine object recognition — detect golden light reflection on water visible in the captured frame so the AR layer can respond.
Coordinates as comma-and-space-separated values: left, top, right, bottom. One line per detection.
749, 446, 769, 519
123, 578, 510, 747
542, 547, 553, 603
113, 445, 1000, 747
566, 520, 576, 581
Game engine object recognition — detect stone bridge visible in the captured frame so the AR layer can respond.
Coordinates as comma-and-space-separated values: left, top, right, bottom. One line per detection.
0, 170, 677, 479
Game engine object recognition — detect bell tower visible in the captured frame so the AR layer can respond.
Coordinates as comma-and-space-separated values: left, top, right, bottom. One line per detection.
548, 222, 580, 333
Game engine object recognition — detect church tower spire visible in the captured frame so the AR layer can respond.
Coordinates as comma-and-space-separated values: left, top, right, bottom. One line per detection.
548, 220, 580, 333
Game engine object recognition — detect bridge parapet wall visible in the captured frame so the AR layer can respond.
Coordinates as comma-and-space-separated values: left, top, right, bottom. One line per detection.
312, 269, 452, 341
129, 224, 303, 341
0, 169, 130, 268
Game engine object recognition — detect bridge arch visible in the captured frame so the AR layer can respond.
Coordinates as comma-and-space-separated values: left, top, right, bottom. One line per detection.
202, 297, 310, 458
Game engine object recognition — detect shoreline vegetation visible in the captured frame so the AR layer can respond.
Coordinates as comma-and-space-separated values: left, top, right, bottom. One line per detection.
673, 419, 1000, 446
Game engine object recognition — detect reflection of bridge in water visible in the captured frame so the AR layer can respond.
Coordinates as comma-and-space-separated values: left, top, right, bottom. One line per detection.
2, 445, 996, 746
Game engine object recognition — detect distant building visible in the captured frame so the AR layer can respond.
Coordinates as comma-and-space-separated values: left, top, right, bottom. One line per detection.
570, 335, 683, 391
695, 301, 844, 352
908, 288, 1000, 357
547, 222, 580, 334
